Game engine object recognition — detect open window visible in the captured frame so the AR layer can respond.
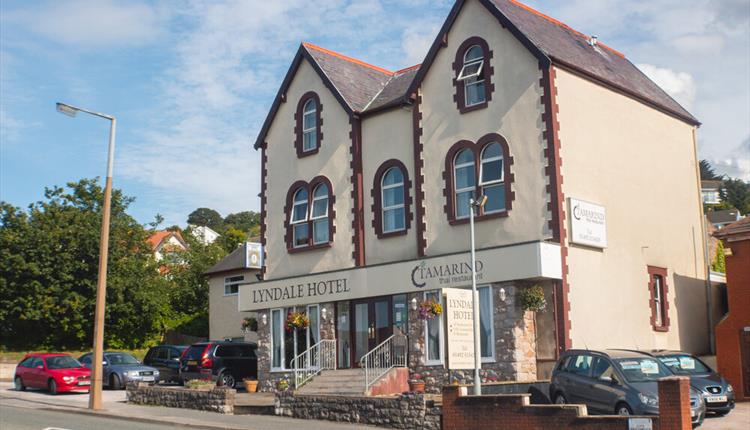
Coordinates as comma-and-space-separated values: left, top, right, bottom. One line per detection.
453, 37, 493, 113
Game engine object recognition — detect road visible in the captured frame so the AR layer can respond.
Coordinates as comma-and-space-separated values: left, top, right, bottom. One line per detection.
0, 404, 183, 430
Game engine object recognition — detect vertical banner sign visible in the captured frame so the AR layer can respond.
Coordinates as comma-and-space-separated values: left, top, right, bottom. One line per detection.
444, 288, 475, 370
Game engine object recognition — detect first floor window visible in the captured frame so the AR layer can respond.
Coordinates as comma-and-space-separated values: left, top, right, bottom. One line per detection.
311, 184, 329, 244
479, 286, 495, 361
291, 187, 309, 247
653, 274, 665, 327
648, 266, 669, 331
224, 275, 244, 295
425, 291, 444, 364
454, 148, 476, 219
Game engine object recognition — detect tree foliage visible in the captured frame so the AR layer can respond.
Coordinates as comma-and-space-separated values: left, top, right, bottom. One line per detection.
224, 211, 260, 235
711, 240, 726, 273
0, 179, 171, 350
720, 178, 750, 215
187, 207, 224, 231
699, 160, 721, 180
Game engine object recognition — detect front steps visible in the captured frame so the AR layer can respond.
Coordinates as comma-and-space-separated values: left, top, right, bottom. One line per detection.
297, 369, 366, 395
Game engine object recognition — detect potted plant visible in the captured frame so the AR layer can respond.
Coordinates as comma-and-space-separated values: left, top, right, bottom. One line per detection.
243, 378, 259, 392
519, 285, 547, 312
417, 300, 443, 320
277, 379, 290, 392
408, 373, 425, 393
241, 317, 258, 332
285, 311, 310, 332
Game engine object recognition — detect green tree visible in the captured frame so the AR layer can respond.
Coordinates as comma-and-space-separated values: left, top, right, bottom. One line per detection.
711, 240, 726, 273
218, 227, 247, 253
187, 208, 223, 231
720, 178, 750, 215
0, 179, 171, 350
699, 160, 721, 180
224, 211, 260, 233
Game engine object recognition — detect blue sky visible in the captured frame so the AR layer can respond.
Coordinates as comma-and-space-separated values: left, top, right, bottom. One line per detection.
1, 0, 748, 227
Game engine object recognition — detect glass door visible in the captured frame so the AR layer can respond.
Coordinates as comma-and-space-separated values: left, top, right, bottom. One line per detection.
353, 302, 369, 365
351, 296, 393, 367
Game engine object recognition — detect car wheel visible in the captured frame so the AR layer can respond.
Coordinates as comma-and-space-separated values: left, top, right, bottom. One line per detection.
219, 372, 235, 388
110, 373, 122, 390
14, 376, 25, 391
616, 403, 633, 416
48, 379, 58, 395
554, 393, 567, 404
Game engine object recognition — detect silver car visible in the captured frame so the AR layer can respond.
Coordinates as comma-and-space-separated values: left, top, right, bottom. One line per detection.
79, 352, 160, 389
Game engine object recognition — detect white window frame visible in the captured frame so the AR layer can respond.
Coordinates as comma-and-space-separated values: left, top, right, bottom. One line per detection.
424, 291, 445, 366
454, 149, 476, 219
382, 167, 405, 233
478, 285, 496, 362
302, 99, 317, 152
459, 45, 486, 107
653, 275, 664, 327
223, 275, 244, 296
310, 184, 329, 245
270, 308, 285, 371
291, 188, 309, 248
478, 142, 505, 214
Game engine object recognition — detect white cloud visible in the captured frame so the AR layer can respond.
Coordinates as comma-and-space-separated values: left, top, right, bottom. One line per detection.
4, 0, 166, 47
636, 64, 696, 110
711, 137, 750, 181
401, 22, 441, 65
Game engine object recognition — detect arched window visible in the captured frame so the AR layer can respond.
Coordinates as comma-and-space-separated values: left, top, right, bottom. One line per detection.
453, 37, 493, 113
294, 92, 322, 157
302, 99, 317, 152
444, 134, 514, 224
382, 167, 405, 233
291, 187, 309, 248
311, 183, 329, 244
453, 148, 476, 219
285, 177, 334, 252
479, 142, 505, 213
458, 45, 485, 107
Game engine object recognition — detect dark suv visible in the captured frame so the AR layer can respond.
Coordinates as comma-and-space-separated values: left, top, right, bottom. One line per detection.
143, 345, 187, 384
549, 349, 705, 426
179, 341, 257, 388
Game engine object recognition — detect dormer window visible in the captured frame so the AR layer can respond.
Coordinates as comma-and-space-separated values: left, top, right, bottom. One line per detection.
294, 92, 322, 157
453, 37, 493, 113
458, 45, 485, 107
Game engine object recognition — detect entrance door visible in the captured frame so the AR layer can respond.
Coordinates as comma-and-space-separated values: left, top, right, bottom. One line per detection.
351, 297, 392, 366
742, 328, 750, 397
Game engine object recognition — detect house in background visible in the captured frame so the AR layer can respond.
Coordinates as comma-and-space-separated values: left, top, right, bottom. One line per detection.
701, 180, 723, 205
147, 230, 188, 262
190, 225, 221, 245
708, 208, 744, 229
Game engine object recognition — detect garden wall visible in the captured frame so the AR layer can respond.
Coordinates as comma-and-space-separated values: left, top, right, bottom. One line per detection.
126, 383, 235, 414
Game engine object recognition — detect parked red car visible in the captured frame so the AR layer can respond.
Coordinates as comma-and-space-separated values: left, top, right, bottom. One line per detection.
14, 353, 91, 394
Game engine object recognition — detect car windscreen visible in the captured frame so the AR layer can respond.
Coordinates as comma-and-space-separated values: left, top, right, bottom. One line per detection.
105, 353, 140, 365
46, 356, 82, 369
657, 354, 711, 375
614, 358, 671, 382
184, 345, 206, 360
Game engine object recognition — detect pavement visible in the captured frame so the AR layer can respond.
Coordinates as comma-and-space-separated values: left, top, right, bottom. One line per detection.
699, 403, 750, 430
0, 382, 375, 429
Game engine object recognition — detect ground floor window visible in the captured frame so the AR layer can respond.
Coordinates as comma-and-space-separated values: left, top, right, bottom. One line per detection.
424, 290, 444, 365
479, 285, 495, 361
270, 305, 320, 371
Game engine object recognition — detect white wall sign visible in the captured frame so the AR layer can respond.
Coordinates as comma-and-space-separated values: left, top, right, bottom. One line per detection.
568, 198, 607, 248
628, 418, 653, 430
245, 242, 264, 269
444, 288, 475, 370
238, 241, 561, 311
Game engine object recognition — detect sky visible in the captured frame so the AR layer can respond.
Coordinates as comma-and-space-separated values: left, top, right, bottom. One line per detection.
1, 0, 748, 227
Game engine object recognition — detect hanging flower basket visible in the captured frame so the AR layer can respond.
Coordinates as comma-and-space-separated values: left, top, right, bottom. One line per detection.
519, 285, 547, 312
241, 317, 258, 332
418, 300, 443, 320
285, 311, 310, 332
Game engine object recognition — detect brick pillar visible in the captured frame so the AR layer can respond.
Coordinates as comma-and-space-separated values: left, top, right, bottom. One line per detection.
658, 376, 691, 430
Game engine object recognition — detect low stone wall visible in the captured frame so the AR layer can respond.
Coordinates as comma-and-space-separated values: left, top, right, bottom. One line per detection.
276, 392, 441, 430
126, 383, 235, 414
476, 380, 551, 403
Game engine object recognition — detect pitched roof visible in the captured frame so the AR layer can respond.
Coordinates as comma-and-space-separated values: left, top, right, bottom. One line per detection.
713, 216, 750, 239
204, 242, 260, 275
254, 0, 699, 149
708, 209, 743, 225
147, 230, 186, 251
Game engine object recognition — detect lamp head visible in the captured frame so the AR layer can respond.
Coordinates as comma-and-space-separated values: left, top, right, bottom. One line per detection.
471, 195, 488, 208
56, 102, 78, 117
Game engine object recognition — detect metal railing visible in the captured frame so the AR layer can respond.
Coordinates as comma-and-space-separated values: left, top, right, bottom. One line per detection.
293, 339, 336, 389
359, 334, 408, 390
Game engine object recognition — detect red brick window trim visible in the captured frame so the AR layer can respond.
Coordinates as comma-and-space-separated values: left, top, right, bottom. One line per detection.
647, 266, 670, 332
371, 159, 413, 238
294, 91, 323, 158
452, 36, 494, 114
443, 133, 514, 225
284, 176, 335, 253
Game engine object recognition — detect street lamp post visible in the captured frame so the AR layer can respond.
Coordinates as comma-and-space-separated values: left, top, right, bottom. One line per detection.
469, 195, 487, 396
56, 102, 116, 411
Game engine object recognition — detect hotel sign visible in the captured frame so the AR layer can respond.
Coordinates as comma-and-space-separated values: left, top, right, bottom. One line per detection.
238, 241, 562, 311
444, 288, 475, 370
568, 198, 607, 249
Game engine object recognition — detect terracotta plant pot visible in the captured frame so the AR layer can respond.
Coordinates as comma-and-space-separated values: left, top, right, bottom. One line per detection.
243, 380, 259, 392
409, 381, 425, 393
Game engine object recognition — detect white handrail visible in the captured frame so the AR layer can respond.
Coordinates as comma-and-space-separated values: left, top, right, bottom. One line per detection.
293, 339, 336, 389
359, 333, 407, 390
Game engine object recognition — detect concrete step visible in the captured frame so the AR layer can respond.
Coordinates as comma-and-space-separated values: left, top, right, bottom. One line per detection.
297, 369, 367, 396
